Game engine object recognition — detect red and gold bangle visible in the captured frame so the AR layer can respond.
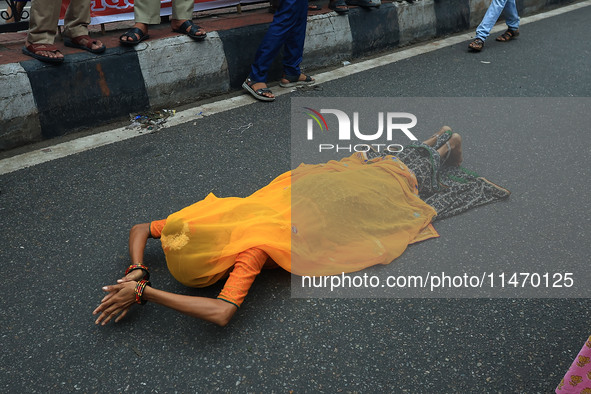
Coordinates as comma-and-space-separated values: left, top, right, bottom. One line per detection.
125, 263, 150, 280
135, 279, 151, 305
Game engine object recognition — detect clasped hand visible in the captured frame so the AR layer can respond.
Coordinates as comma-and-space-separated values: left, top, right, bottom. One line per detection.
92, 270, 143, 325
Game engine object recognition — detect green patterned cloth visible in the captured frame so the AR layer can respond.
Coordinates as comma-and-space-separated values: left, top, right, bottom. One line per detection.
368, 132, 510, 221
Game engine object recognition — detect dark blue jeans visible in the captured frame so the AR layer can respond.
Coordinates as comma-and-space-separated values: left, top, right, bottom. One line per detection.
249, 0, 308, 82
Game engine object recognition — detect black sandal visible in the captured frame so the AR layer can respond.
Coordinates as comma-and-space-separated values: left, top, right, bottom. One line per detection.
242, 78, 275, 102
119, 27, 149, 46
173, 20, 207, 40
329, 0, 349, 14
345, 0, 381, 8
496, 28, 519, 42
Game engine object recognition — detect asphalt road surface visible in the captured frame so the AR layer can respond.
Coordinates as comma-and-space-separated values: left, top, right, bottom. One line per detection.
1, 4, 590, 392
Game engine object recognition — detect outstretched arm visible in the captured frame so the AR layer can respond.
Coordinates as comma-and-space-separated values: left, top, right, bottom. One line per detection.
93, 282, 237, 327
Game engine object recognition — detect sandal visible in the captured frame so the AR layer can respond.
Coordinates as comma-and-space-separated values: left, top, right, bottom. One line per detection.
64, 35, 106, 54
345, 0, 381, 7
119, 27, 149, 46
279, 74, 315, 88
468, 38, 484, 52
242, 77, 275, 102
172, 20, 207, 40
308, 2, 322, 11
496, 28, 519, 42
22, 43, 64, 64
328, 0, 349, 14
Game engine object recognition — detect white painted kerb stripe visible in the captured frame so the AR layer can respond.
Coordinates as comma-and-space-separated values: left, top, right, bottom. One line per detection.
1, 0, 590, 176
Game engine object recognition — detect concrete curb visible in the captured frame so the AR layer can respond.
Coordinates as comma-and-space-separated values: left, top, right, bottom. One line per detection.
0, 0, 577, 151
136, 32, 230, 108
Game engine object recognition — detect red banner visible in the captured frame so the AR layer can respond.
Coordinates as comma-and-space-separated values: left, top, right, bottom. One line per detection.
60, 0, 244, 25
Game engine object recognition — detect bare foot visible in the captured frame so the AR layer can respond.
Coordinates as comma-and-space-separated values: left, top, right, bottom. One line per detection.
423, 125, 452, 147
437, 132, 463, 166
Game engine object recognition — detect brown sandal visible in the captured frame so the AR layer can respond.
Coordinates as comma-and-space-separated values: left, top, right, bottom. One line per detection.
22, 43, 64, 64
468, 38, 484, 52
496, 28, 519, 42
64, 35, 106, 54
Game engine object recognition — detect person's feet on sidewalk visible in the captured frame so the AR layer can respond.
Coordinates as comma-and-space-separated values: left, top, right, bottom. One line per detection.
345, 0, 381, 8
120, 23, 150, 45
22, 41, 64, 63
308, 0, 322, 11
496, 28, 519, 42
468, 38, 484, 52
64, 35, 106, 53
328, 0, 349, 14
242, 78, 275, 102
120, 20, 206, 46
171, 19, 206, 40
279, 73, 315, 88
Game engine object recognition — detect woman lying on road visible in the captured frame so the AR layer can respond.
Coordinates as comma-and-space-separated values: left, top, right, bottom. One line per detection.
93, 127, 510, 326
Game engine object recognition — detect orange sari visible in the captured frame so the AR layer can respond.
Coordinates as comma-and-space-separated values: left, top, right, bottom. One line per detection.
160, 153, 438, 287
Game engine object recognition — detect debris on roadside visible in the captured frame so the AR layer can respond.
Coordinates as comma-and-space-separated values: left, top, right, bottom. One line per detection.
293, 84, 323, 92
127, 109, 176, 131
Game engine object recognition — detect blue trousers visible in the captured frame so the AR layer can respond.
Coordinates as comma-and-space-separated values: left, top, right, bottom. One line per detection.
249, 0, 308, 82
475, 0, 520, 41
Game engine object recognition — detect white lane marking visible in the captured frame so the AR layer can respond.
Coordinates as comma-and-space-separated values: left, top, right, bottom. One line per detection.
1, 0, 589, 176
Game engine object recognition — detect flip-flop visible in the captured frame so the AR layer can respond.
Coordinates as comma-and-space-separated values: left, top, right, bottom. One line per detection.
22, 43, 64, 64
242, 78, 275, 102
119, 27, 150, 46
279, 74, 315, 88
64, 35, 106, 54
172, 20, 207, 40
